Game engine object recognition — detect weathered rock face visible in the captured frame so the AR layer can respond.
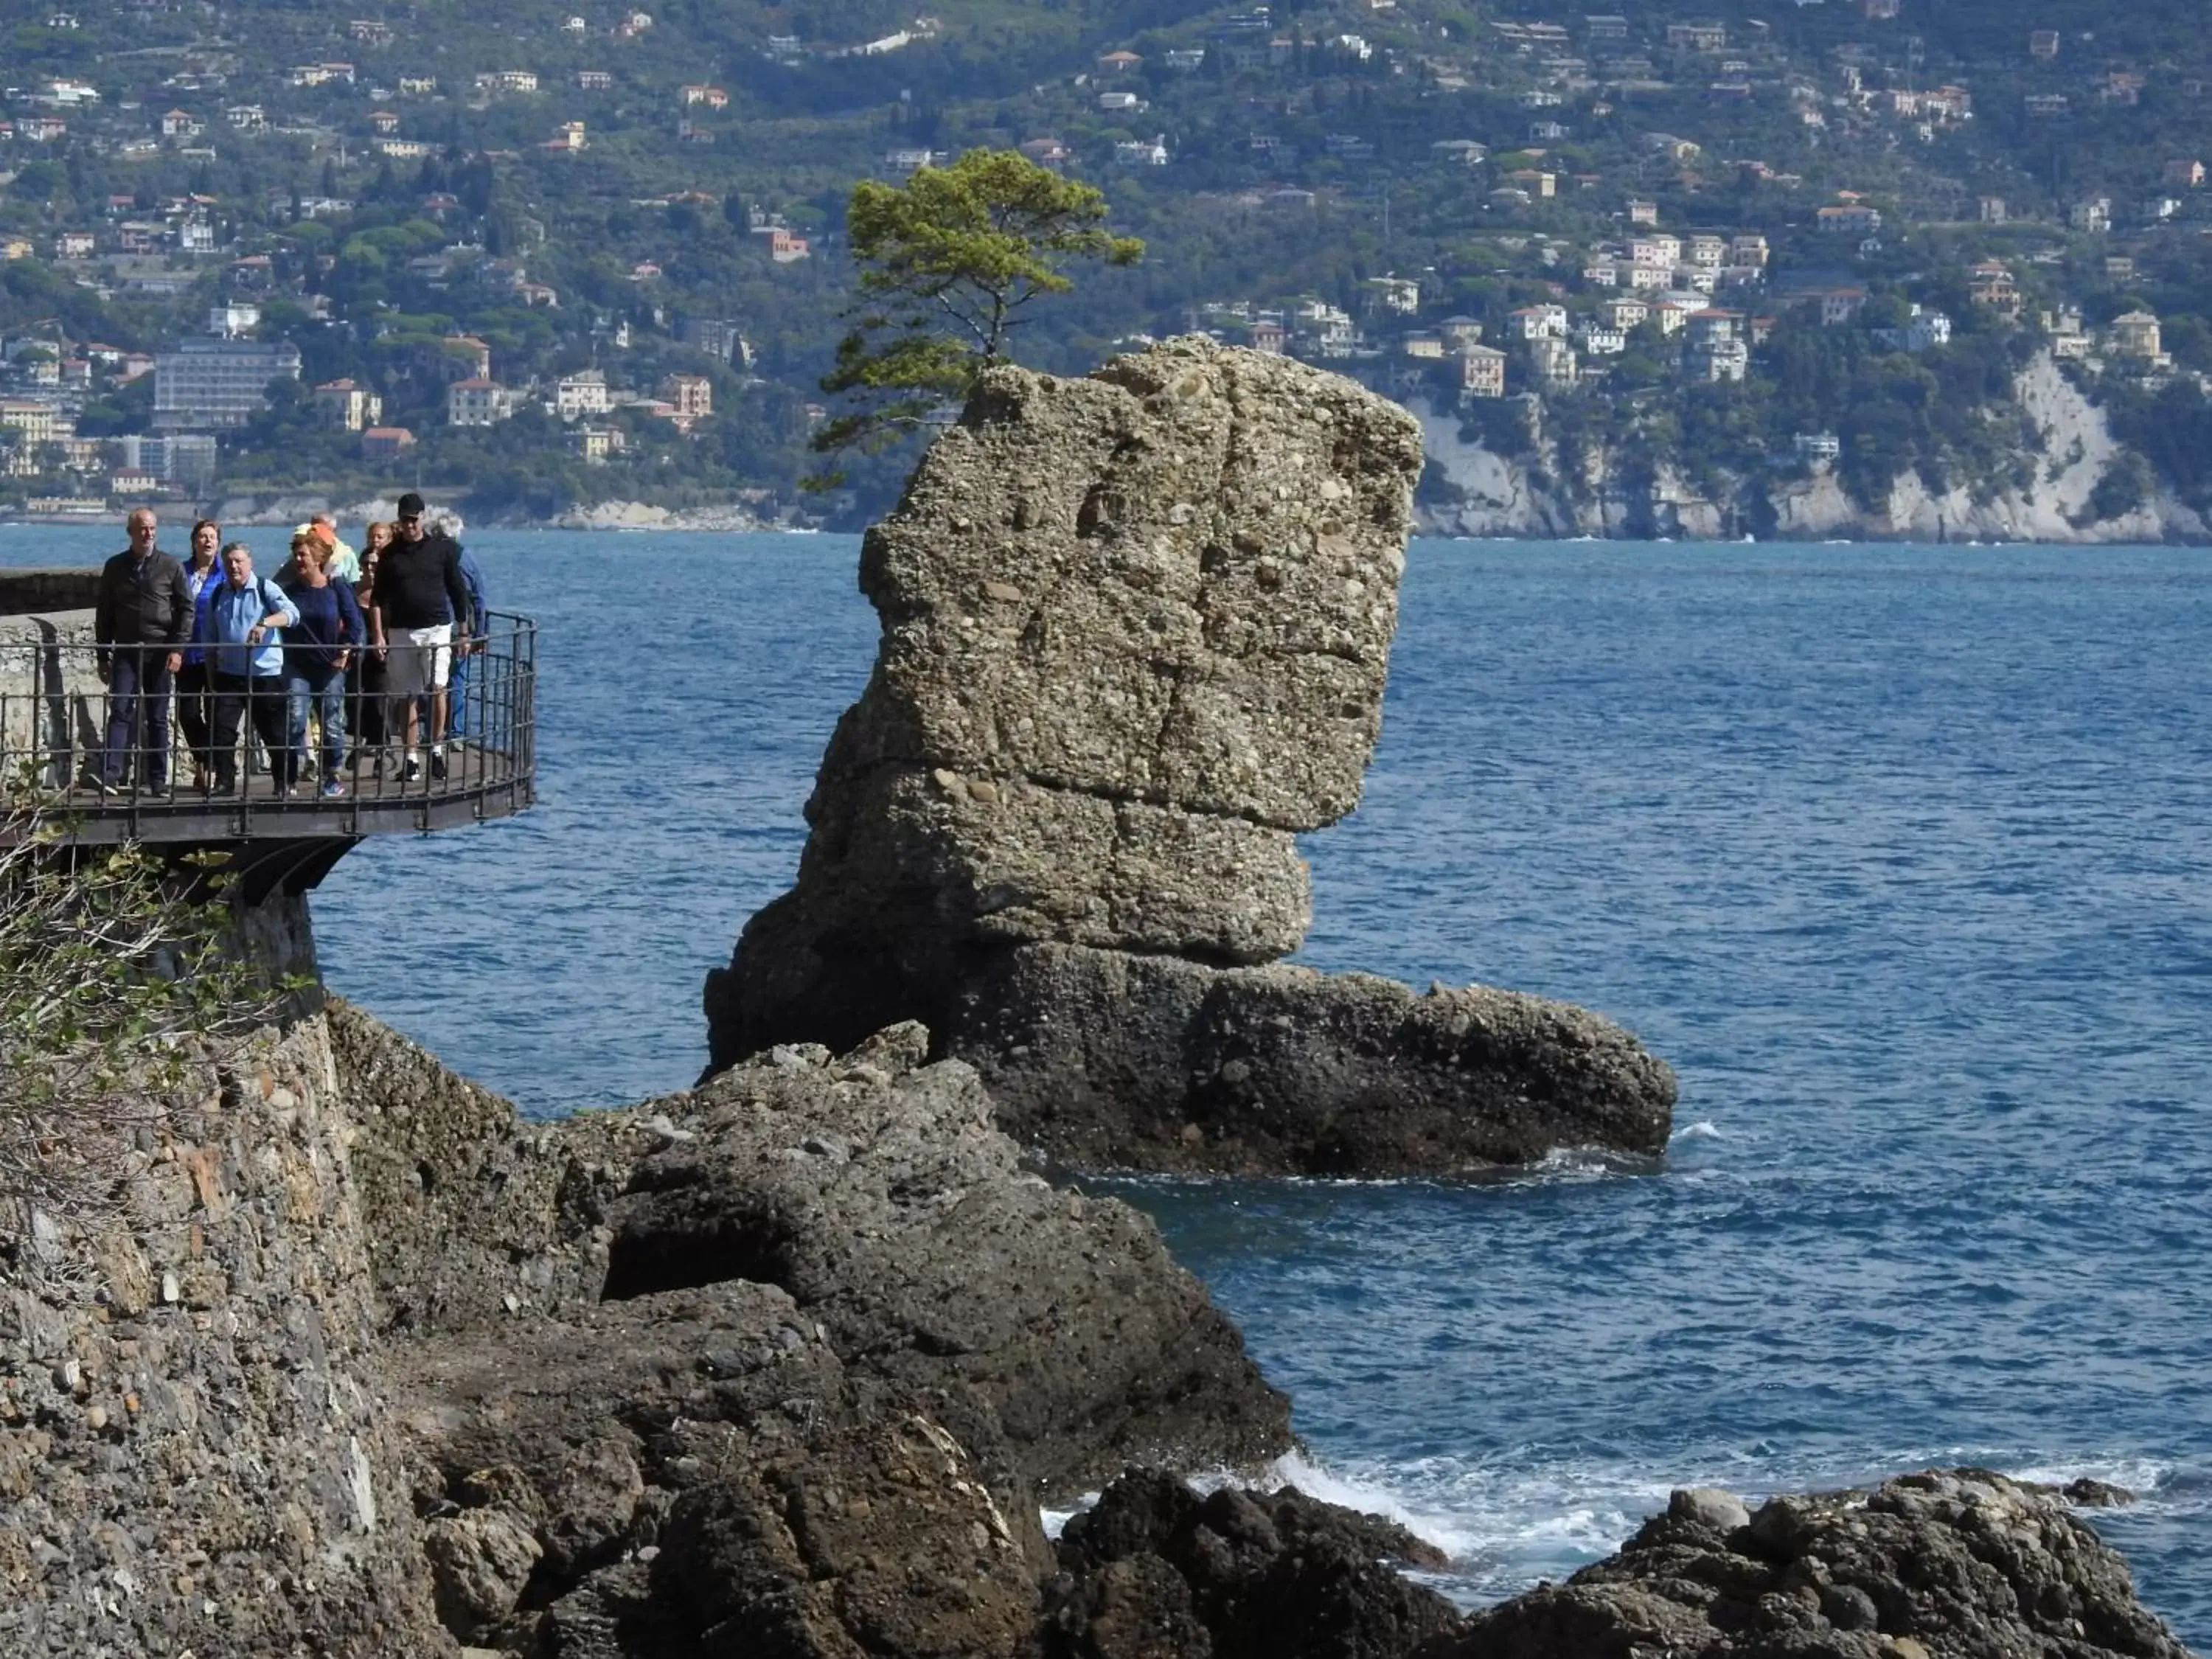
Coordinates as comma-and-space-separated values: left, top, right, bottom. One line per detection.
839, 341, 1415, 822
739, 333, 1422, 992
707, 335, 1675, 1175
325, 1001, 1293, 1655
1436, 1470, 2197, 1659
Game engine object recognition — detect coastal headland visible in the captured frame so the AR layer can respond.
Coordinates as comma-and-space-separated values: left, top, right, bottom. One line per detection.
0, 342, 2195, 1659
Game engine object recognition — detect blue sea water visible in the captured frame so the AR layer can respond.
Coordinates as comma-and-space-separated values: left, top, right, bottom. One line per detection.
7, 526, 2208, 1642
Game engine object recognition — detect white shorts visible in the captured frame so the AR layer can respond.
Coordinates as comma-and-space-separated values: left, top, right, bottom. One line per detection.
385, 623, 452, 698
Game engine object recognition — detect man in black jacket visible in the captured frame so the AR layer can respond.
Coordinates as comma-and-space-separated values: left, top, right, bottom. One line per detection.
372, 492, 473, 783
92, 507, 193, 792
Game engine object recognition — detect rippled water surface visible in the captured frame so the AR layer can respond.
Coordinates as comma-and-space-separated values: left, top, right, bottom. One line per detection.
8, 528, 2208, 1640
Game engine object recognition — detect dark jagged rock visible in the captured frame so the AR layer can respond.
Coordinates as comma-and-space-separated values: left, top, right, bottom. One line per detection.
1434, 1470, 2197, 1659
1046, 1467, 1462, 1659
330, 1006, 1292, 1655
704, 335, 1675, 1175
951, 946, 1675, 1175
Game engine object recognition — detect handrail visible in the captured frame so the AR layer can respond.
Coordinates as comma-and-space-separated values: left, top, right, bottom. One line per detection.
0, 608, 538, 844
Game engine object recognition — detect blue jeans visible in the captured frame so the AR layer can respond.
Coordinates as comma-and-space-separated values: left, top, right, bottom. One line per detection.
447, 648, 470, 739
101, 647, 174, 787
288, 664, 347, 777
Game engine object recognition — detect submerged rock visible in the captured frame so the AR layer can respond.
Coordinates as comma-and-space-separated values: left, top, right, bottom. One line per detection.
707, 336, 1674, 1175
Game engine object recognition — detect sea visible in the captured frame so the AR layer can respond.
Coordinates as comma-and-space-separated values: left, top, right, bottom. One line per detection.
7, 526, 2208, 1643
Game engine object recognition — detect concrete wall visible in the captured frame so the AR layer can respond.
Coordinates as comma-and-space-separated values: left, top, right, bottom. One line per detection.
0, 608, 100, 791
0, 569, 100, 616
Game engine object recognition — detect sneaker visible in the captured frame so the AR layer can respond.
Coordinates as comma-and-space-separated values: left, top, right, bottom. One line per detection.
402, 757, 423, 784
428, 749, 448, 781
321, 780, 345, 799
371, 751, 386, 778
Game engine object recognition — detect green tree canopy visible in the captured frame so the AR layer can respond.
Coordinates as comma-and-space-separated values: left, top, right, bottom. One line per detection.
810, 147, 1142, 478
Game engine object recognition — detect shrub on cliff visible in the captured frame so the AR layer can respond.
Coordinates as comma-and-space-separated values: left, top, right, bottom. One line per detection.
0, 803, 299, 1245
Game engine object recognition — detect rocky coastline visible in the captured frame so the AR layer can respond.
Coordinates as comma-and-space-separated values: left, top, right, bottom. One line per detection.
1, 340, 2197, 1658
1, 986, 2191, 1658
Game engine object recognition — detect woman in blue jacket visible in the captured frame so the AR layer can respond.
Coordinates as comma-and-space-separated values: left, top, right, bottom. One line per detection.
195, 541, 301, 793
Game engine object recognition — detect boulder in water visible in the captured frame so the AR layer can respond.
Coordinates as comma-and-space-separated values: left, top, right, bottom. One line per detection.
1431, 1468, 2197, 1659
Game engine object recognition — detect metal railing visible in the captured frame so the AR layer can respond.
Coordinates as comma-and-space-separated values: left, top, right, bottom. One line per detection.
0, 609, 537, 843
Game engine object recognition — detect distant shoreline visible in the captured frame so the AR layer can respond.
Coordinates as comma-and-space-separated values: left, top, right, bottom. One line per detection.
0, 511, 824, 534
2, 510, 2203, 546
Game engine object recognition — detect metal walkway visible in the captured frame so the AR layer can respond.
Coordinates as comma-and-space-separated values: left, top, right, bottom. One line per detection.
1, 602, 537, 866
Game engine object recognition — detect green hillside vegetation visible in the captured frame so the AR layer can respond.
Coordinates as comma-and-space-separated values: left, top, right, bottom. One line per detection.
3, 0, 2212, 524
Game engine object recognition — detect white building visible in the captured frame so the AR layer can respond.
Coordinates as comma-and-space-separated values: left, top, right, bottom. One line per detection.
1531, 335, 1579, 385
153, 336, 300, 428
1363, 276, 1422, 316
1874, 305, 1952, 353
1601, 296, 1650, 331
1687, 337, 1749, 383
448, 378, 517, 426
1509, 304, 1570, 341
553, 369, 611, 419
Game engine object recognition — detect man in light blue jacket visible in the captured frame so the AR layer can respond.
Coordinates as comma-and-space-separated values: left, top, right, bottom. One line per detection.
195, 542, 301, 793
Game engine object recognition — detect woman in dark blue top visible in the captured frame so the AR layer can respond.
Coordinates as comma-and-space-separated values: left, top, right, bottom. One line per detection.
279, 529, 366, 796
178, 518, 224, 790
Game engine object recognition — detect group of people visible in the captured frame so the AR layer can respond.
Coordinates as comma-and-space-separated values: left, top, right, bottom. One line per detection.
90, 491, 485, 797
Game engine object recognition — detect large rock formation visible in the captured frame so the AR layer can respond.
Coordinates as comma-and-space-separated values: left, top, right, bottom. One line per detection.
706, 336, 1675, 1175
0, 977, 1294, 1658
330, 999, 1294, 1655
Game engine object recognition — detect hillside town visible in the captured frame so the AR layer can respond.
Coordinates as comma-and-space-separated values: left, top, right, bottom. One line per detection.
1, 0, 2209, 526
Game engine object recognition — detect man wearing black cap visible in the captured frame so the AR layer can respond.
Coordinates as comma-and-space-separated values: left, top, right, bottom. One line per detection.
373, 492, 472, 783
